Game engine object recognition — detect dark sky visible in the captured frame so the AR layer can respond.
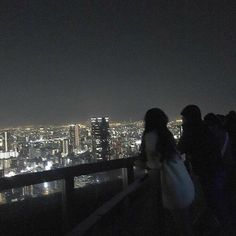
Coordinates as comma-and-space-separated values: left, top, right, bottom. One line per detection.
1, 0, 236, 127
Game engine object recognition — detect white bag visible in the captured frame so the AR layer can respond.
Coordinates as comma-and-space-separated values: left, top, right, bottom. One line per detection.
161, 155, 195, 210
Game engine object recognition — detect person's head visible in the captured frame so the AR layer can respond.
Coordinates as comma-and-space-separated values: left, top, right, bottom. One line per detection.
216, 114, 226, 125
143, 108, 175, 158
225, 110, 236, 128
227, 110, 236, 121
181, 105, 202, 124
204, 113, 223, 129
144, 108, 168, 132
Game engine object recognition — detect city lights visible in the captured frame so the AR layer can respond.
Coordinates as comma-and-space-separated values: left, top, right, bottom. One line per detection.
0, 118, 182, 204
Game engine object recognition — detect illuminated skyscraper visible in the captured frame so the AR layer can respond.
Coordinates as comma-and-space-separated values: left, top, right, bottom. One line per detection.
91, 117, 110, 160
60, 139, 69, 157
0, 135, 4, 151
74, 124, 80, 148
2, 131, 10, 152
69, 124, 80, 150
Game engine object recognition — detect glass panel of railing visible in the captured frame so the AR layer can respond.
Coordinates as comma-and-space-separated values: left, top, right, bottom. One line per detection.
74, 168, 123, 189
0, 180, 63, 205
72, 169, 124, 224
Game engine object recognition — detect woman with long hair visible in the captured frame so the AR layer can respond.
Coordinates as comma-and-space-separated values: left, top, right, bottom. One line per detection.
139, 108, 194, 236
140, 108, 176, 167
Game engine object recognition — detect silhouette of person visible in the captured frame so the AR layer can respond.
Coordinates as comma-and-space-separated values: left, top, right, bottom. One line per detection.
204, 113, 233, 167
178, 105, 233, 234
225, 111, 236, 158
139, 108, 194, 236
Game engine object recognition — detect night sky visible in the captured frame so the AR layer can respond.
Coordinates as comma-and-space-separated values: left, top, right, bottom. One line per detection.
1, 0, 236, 127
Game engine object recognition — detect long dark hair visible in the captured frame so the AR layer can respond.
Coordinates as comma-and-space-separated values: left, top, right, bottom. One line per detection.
141, 108, 176, 162
204, 113, 224, 130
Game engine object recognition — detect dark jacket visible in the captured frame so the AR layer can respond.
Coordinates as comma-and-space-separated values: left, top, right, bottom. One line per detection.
209, 127, 235, 166
225, 114, 236, 158
177, 122, 222, 179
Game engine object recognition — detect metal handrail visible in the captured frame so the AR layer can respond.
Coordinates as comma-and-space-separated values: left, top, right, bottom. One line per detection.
0, 156, 138, 231
0, 157, 137, 191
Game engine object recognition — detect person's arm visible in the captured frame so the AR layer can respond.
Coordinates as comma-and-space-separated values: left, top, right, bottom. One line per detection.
135, 134, 148, 170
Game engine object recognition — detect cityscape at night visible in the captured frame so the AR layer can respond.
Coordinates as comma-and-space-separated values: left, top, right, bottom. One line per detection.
1, 0, 235, 235
0, 118, 182, 204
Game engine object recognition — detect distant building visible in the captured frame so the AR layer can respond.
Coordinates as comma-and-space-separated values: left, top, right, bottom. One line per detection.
60, 139, 69, 157
0, 135, 4, 151
91, 117, 110, 160
29, 147, 41, 159
168, 119, 183, 140
0, 158, 12, 177
0, 131, 11, 152
0, 151, 19, 159
4, 131, 10, 152
69, 124, 80, 151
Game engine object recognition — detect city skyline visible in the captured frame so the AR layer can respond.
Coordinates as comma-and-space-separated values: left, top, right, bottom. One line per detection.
0, 117, 180, 130
1, 1, 235, 127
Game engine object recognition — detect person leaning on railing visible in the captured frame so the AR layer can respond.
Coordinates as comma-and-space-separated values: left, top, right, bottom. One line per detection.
135, 108, 194, 236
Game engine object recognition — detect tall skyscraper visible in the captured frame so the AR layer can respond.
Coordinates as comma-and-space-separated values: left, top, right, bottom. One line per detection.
91, 117, 110, 160
3, 131, 10, 152
60, 139, 69, 157
69, 124, 80, 151
74, 124, 80, 149
0, 135, 4, 151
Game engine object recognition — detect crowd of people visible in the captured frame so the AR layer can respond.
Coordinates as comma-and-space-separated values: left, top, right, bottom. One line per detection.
138, 105, 236, 236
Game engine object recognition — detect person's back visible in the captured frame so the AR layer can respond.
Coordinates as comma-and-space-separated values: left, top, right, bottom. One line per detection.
178, 111, 222, 181
225, 111, 236, 158
178, 105, 234, 234
139, 108, 194, 236
204, 113, 234, 167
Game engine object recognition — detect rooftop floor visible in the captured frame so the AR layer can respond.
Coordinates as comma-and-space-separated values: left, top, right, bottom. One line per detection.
80, 171, 236, 236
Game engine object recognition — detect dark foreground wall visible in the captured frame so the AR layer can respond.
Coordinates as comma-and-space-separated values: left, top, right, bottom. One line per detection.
0, 179, 123, 236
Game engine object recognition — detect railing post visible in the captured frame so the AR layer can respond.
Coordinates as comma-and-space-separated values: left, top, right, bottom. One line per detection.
127, 164, 134, 185
122, 163, 134, 189
122, 168, 128, 189
121, 163, 135, 207
62, 176, 74, 232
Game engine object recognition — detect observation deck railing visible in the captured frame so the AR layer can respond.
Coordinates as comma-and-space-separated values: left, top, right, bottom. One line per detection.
0, 156, 138, 232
